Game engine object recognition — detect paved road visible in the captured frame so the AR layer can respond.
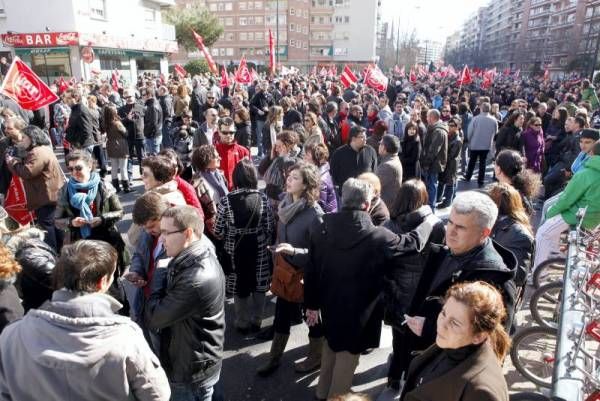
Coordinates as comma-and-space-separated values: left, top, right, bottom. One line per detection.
100, 154, 545, 401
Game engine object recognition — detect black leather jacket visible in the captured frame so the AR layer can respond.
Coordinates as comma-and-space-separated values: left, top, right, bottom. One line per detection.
146, 237, 225, 385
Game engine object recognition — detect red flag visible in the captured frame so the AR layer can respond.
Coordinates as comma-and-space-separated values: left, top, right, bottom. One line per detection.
174, 64, 187, 78
393, 65, 401, 75
234, 56, 252, 84
328, 64, 336, 78
364, 65, 388, 92
0, 57, 59, 110
250, 68, 259, 82
514, 69, 520, 79
447, 65, 457, 77
457, 65, 472, 86
57, 76, 68, 94
311, 65, 317, 76
409, 68, 417, 83
319, 67, 328, 77
503, 67, 510, 76
339, 65, 358, 89
111, 70, 120, 92
4, 176, 34, 225
417, 65, 427, 78
192, 30, 218, 75
399, 66, 405, 77
220, 66, 230, 88
268, 29, 275, 74
543, 67, 549, 81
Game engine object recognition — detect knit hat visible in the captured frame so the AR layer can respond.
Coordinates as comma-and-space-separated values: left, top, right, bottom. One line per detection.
581, 128, 600, 141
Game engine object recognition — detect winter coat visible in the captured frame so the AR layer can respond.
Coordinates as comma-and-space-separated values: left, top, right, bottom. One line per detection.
330, 144, 378, 188
401, 343, 508, 401
394, 238, 517, 376
491, 215, 534, 288
158, 94, 174, 123
0, 290, 170, 401
467, 112, 498, 151
318, 163, 338, 213
105, 120, 129, 158
55, 180, 129, 275
369, 197, 390, 226
144, 98, 163, 139
305, 210, 438, 354
420, 121, 448, 174
65, 103, 95, 148
401, 135, 422, 180
0, 282, 23, 334
118, 103, 145, 141
546, 155, 600, 229
383, 206, 445, 327
173, 131, 194, 167
151, 180, 187, 207
440, 132, 463, 184
522, 127, 545, 173
14, 238, 56, 312
216, 142, 250, 191
376, 154, 403, 208
6, 145, 64, 211
234, 121, 252, 149
495, 124, 523, 155
581, 86, 600, 110
277, 202, 323, 271
249, 91, 272, 122
145, 237, 225, 385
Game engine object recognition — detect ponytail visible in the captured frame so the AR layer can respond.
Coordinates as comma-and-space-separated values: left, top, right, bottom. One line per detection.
488, 323, 511, 362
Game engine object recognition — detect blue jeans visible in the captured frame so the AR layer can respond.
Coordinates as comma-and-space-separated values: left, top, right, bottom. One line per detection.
145, 135, 162, 155
437, 181, 457, 205
162, 121, 173, 149
422, 171, 439, 210
170, 373, 220, 401
255, 119, 265, 157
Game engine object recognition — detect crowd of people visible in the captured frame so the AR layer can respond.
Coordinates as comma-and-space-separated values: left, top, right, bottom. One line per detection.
0, 65, 598, 401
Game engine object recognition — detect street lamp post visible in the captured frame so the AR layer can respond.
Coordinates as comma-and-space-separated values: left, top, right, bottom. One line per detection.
276, 0, 279, 71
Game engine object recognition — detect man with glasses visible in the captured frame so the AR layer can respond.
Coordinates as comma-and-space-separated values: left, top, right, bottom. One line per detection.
215, 117, 250, 190
463, 102, 498, 187
145, 205, 225, 401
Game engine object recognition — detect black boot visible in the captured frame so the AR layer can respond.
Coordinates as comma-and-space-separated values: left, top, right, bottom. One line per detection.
111, 179, 122, 193
122, 180, 135, 193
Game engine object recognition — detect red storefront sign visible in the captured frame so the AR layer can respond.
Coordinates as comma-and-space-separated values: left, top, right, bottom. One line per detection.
1, 32, 79, 47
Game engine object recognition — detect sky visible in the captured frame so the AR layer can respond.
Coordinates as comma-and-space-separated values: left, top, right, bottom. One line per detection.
380, 0, 490, 43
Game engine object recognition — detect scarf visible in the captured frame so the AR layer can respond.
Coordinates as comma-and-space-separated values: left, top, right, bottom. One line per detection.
278, 193, 307, 225
67, 172, 101, 239
201, 170, 228, 198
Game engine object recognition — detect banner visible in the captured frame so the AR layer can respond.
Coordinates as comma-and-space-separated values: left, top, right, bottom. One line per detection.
4, 176, 34, 226
0, 57, 59, 111
339, 65, 357, 89
364, 65, 388, 92
268, 29, 275, 74
111, 69, 120, 92
192, 30, 218, 75
220, 66, 230, 88
409, 68, 417, 83
174, 64, 187, 79
457, 65, 472, 86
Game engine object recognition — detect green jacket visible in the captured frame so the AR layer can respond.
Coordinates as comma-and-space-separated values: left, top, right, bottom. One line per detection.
546, 155, 600, 228
581, 86, 600, 110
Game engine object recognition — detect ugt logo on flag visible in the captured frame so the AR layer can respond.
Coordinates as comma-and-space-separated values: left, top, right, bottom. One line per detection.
1, 56, 59, 110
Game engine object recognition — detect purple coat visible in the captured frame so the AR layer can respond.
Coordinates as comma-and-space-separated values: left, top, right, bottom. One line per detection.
522, 127, 545, 173
318, 163, 338, 213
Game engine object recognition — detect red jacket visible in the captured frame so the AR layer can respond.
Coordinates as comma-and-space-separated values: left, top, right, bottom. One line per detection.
216, 142, 250, 190
175, 175, 204, 220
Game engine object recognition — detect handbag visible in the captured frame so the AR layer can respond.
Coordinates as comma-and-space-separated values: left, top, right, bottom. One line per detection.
270, 253, 304, 303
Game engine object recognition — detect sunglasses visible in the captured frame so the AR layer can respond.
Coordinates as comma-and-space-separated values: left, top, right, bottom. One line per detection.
207, 97, 215, 100
67, 165, 85, 172
221, 131, 235, 135
448, 124, 457, 127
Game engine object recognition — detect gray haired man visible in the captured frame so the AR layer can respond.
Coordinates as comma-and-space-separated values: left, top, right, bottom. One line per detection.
304, 178, 439, 400
396, 191, 517, 383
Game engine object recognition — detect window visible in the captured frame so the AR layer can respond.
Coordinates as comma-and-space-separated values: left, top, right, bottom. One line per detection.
209, 3, 217, 11
296, 24, 302, 33
290, 39, 296, 47
226, 32, 235, 41
217, 3, 225, 11
89, 0, 106, 19
302, 26, 308, 34
344, 16, 349, 23
226, 48, 234, 56
255, 1, 263, 9
290, 7, 295, 15
248, 32, 254, 40
239, 17, 247, 25
0, 0, 6, 15
303, 10, 309, 18
248, 1, 254, 9
225, 17, 233, 26
225, 3, 233, 11
240, 32, 248, 41
290, 23, 296, 31
239, 2, 246, 10
335, 16, 343, 23
211, 48, 219, 56
255, 16, 263, 24
144, 8, 155, 23
219, 48, 226, 56
255, 32, 264, 40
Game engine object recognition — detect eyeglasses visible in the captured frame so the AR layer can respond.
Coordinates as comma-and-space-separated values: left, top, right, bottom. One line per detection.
448, 124, 457, 127
442, 110, 450, 113
533, 124, 542, 126
67, 165, 85, 172
160, 228, 187, 237
207, 97, 215, 100
220, 131, 235, 135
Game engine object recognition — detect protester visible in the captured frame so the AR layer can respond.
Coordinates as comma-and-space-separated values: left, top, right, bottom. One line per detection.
214, 159, 275, 333
104, 104, 133, 193
5, 125, 65, 251
399, 281, 510, 401
0, 240, 171, 401
141, 155, 187, 206
330, 126, 378, 195
304, 142, 338, 213
400, 121, 422, 181
215, 117, 251, 190
420, 109, 448, 208
0, 243, 23, 333
437, 116, 463, 208
357, 172, 390, 226
494, 150, 541, 215
464, 102, 497, 187
145, 206, 226, 400
260, 130, 300, 207
63, 88, 95, 152
521, 116, 545, 173
495, 111, 524, 155
233, 107, 252, 150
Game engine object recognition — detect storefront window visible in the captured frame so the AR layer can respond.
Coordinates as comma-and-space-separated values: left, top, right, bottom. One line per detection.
100, 57, 123, 70
137, 57, 160, 71
16, 48, 71, 84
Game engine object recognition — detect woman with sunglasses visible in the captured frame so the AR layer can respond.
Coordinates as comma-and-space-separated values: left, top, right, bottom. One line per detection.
521, 116, 545, 173
55, 150, 129, 282
5, 126, 64, 252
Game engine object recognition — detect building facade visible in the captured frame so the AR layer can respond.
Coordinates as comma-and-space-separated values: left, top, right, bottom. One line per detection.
416, 40, 443, 65
445, 0, 600, 78
0, 0, 177, 85
174, 0, 380, 71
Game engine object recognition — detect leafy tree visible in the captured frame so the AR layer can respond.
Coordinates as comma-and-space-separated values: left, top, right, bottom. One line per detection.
164, 6, 223, 51
184, 59, 210, 76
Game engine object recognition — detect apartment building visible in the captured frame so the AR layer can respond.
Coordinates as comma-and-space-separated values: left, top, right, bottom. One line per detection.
445, 0, 600, 77
416, 40, 443, 65
175, 0, 380, 70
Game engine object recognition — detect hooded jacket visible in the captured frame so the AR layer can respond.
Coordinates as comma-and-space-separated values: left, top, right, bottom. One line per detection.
0, 290, 170, 401
305, 210, 438, 354
420, 121, 448, 174
546, 155, 600, 229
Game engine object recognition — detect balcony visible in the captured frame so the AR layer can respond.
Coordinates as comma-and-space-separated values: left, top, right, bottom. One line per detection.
310, 22, 334, 30
161, 23, 176, 41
